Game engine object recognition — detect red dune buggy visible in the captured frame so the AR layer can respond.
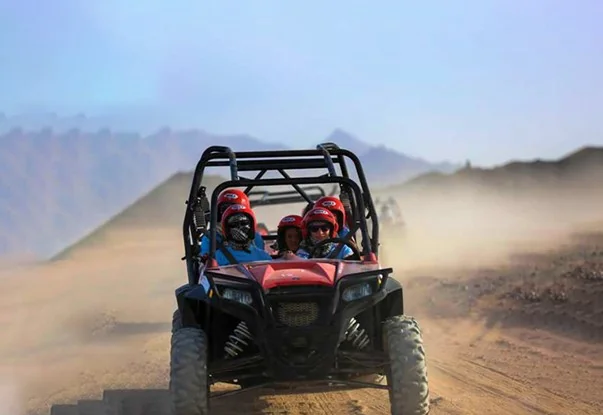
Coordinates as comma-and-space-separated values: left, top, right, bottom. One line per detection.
170, 143, 429, 415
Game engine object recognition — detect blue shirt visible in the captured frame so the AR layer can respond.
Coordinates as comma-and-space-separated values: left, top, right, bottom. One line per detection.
214, 244, 273, 266
339, 226, 350, 238
199, 230, 265, 255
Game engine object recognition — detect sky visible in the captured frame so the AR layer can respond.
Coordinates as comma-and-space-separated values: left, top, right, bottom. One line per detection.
0, 0, 602, 166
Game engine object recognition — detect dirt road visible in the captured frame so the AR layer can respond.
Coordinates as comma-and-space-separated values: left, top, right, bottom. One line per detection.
2, 223, 603, 414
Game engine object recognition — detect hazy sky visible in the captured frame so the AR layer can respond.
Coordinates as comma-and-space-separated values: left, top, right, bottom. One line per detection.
1, 0, 602, 165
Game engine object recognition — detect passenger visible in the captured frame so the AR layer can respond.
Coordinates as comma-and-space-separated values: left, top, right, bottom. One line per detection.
314, 196, 350, 237
296, 208, 354, 260
272, 214, 303, 256
214, 204, 273, 266
199, 188, 265, 255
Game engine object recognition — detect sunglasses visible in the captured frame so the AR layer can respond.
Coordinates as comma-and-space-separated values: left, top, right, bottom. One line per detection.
308, 224, 331, 233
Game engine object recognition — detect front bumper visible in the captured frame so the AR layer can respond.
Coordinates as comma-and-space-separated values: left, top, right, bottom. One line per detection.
182, 267, 394, 381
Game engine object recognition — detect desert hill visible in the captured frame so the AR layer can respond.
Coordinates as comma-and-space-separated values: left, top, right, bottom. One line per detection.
0, 122, 457, 260
396, 146, 603, 197
0, 127, 284, 260
51, 172, 201, 260
373, 146, 603, 268
52, 145, 603, 264
51, 170, 333, 261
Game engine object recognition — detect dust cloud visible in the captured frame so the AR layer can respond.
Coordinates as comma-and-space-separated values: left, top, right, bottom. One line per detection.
380, 185, 603, 274
0, 374, 22, 415
0, 227, 181, 415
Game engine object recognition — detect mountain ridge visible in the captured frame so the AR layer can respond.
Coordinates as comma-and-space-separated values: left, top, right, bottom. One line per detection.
0, 118, 457, 259
394, 145, 603, 197
52, 145, 603, 261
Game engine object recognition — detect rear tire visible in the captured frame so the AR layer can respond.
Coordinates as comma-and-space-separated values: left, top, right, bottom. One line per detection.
169, 326, 209, 415
383, 315, 430, 415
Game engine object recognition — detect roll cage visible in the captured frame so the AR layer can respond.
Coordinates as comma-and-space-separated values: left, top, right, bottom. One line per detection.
247, 185, 335, 209
182, 143, 381, 286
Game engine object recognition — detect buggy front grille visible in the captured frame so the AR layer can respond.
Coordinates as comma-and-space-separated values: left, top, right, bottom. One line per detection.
275, 302, 320, 327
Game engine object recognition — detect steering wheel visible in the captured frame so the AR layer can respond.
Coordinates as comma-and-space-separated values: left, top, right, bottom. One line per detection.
310, 237, 362, 260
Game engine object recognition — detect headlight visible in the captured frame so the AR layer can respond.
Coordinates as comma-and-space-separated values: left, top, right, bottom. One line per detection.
221, 288, 253, 305
342, 282, 373, 302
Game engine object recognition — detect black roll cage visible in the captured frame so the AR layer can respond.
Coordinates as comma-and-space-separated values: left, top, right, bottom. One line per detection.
182, 143, 381, 286
247, 185, 335, 209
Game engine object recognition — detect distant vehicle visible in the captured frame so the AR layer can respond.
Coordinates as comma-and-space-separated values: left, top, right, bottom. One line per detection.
374, 196, 405, 230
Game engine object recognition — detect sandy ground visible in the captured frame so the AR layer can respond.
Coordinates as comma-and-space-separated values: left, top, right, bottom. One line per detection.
1, 195, 603, 415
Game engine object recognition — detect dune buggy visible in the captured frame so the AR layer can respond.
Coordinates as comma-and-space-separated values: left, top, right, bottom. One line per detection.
375, 196, 405, 229
170, 143, 430, 415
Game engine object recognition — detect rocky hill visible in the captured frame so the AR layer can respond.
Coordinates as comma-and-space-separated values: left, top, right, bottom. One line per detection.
0, 118, 456, 259
395, 146, 603, 197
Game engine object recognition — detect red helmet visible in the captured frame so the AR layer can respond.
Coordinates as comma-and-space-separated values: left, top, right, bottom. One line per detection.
302, 207, 338, 239
221, 203, 257, 241
277, 214, 303, 231
217, 188, 250, 206
217, 188, 250, 220
276, 214, 303, 251
314, 196, 346, 228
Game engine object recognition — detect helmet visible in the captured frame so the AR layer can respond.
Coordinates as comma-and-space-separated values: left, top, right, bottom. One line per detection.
277, 214, 303, 231
221, 203, 256, 243
276, 214, 303, 251
218, 188, 250, 206
302, 207, 338, 239
217, 188, 250, 220
314, 196, 346, 228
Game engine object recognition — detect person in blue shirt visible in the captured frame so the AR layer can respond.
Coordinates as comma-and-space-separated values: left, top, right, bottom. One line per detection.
295, 207, 355, 260
199, 188, 265, 256
212, 203, 273, 266
314, 196, 351, 238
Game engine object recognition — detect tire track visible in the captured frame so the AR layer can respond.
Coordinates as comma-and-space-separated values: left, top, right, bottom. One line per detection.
213, 383, 395, 415
430, 357, 601, 415
259, 389, 375, 414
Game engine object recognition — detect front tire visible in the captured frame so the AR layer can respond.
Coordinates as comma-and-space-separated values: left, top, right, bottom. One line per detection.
169, 326, 209, 415
383, 315, 430, 415
171, 309, 182, 332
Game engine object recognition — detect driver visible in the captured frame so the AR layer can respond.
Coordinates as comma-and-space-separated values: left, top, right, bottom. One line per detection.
199, 188, 265, 256
314, 196, 351, 238
214, 204, 273, 266
296, 207, 355, 259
